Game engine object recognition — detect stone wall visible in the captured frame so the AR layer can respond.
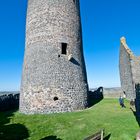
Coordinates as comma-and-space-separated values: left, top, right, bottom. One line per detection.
131, 57, 140, 86
119, 37, 140, 100
90, 87, 124, 98
0, 93, 19, 111
20, 0, 88, 114
119, 37, 135, 99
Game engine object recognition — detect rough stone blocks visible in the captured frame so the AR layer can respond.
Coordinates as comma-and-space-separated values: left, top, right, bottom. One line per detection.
20, 0, 88, 114
119, 37, 140, 100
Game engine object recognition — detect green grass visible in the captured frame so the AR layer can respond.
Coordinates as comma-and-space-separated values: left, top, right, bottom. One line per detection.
0, 99, 139, 140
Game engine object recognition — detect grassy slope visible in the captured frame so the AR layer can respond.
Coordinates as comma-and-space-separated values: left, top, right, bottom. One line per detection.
0, 99, 139, 140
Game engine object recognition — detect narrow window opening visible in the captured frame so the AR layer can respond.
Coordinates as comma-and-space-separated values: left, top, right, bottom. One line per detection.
61, 43, 67, 55
53, 97, 59, 101
73, 0, 75, 3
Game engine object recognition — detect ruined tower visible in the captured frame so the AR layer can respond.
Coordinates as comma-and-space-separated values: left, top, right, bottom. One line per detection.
20, 0, 88, 114
119, 37, 140, 100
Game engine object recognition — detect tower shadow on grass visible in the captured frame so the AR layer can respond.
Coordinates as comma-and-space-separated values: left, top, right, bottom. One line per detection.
130, 107, 140, 127
40, 136, 62, 140
130, 83, 140, 127
0, 109, 29, 140
88, 87, 104, 107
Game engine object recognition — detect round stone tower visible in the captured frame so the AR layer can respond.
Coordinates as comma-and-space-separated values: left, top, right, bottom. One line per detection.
20, 0, 88, 114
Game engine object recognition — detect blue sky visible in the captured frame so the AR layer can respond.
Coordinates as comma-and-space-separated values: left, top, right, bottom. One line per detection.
0, 0, 140, 91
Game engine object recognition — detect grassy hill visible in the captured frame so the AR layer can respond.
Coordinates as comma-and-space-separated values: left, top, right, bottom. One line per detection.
0, 99, 139, 140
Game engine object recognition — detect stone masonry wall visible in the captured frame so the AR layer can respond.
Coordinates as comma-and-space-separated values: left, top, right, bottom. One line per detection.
90, 87, 124, 98
119, 37, 135, 100
0, 93, 19, 111
20, 0, 88, 114
131, 57, 140, 90
119, 37, 140, 100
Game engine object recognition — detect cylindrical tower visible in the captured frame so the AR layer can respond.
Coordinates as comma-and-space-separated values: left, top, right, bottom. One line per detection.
20, 0, 88, 114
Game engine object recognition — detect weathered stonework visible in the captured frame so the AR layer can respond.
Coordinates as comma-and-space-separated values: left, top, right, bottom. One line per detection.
20, 0, 88, 114
119, 37, 140, 100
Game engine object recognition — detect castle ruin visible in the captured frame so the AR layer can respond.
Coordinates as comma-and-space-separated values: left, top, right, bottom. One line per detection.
20, 0, 88, 114
119, 37, 140, 100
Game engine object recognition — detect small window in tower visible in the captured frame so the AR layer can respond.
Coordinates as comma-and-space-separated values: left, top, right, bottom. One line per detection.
61, 43, 67, 55
73, 0, 75, 3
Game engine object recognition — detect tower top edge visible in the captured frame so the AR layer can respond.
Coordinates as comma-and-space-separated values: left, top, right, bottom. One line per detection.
120, 36, 134, 58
